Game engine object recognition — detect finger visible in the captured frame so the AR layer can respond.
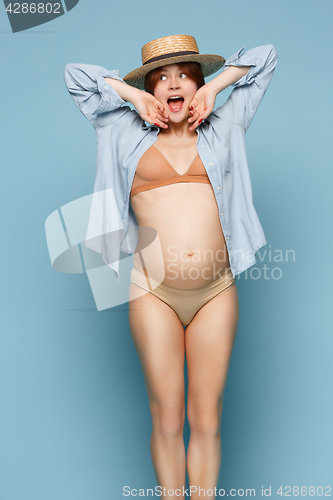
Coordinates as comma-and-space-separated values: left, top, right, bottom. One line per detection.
189, 97, 198, 110
155, 107, 169, 121
143, 115, 163, 127
188, 106, 212, 128
156, 101, 169, 119
188, 115, 198, 124
189, 105, 199, 117
200, 107, 213, 121
142, 115, 153, 125
189, 105, 201, 116
156, 112, 169, 123
154, 118, 168, 129
188, 117, 203, 131
188, 109, 200, 123
189, 107, 200, 116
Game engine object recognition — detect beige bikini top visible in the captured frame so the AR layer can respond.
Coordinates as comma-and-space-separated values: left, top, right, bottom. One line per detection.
130, 145, 211, 199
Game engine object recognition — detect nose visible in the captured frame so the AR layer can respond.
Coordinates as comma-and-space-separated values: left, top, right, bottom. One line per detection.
168, 77, 180, 90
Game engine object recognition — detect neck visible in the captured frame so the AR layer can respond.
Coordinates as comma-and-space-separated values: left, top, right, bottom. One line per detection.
160, 116, 197, 139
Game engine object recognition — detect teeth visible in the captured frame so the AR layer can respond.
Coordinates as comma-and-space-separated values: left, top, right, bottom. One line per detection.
168, 96, 183, 100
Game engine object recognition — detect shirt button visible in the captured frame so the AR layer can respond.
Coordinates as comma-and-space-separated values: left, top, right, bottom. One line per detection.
201, 145, 205, 148
226, 236, 229, 240
209, 162, 213, 166
217, 186, 220, 190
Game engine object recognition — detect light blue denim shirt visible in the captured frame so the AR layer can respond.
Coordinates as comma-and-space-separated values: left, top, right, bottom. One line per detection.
63, 44, 278, 282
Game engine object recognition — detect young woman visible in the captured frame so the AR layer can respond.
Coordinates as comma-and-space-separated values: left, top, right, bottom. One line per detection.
64, 34, 278, 499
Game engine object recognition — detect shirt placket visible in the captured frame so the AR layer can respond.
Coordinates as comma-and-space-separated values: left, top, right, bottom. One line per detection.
197, 132, 230, 253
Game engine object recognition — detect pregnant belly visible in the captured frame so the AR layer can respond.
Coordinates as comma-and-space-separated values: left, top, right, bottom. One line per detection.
130, 183, 230, 289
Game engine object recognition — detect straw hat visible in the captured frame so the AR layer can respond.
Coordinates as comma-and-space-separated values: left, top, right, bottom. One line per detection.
123, 34, 225, 90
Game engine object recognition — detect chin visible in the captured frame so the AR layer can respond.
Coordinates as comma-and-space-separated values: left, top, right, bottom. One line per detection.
169, 112, 189, 123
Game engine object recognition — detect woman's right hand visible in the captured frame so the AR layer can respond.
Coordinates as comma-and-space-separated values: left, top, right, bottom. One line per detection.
104, 78, 168, 128
132, 91, 169, 128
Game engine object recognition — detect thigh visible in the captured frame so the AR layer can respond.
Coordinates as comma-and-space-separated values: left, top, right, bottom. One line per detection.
128, 283, 186, 410
185, 283, 239, 414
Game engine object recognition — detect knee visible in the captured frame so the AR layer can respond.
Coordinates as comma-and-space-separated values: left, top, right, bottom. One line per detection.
187, 401, 223, 438
152, 401, 185, 439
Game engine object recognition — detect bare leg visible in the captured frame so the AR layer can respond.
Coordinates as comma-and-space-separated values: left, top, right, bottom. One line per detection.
128, 284, 186, 499
185, 283, 239, 499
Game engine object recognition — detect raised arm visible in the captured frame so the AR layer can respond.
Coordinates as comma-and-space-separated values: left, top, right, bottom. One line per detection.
63, 63, 131, 128
212, 44, 278, 132
104, 78, 169, 128
64, 63, 169, 129
188, 44, 278, 132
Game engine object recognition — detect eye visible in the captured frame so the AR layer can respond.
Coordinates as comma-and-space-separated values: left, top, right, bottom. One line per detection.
160, 75, 167, 80
180, 73, 187, 78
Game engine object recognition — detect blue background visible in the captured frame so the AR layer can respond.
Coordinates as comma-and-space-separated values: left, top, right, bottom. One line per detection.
1, 0, 332, 498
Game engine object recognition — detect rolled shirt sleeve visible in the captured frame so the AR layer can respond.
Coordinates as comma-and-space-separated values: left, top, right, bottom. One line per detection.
213, 44, 278, 132
63, 63, 127, 128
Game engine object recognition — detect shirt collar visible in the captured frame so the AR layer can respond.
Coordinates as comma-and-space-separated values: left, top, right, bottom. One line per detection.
142, 122, 204, 133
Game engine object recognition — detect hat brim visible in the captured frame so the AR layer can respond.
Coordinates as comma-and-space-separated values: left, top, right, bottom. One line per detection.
123, 53, 225, 90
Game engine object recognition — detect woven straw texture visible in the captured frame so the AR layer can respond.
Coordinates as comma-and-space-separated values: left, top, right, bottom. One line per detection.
123, 34, 225, 90
142, 35, 199, 64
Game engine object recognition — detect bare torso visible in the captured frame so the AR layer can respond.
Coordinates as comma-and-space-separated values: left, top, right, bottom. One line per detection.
130, 133, 230, 289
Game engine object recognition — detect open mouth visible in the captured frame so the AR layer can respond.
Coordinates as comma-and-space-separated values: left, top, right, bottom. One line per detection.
167, 96, 185, 113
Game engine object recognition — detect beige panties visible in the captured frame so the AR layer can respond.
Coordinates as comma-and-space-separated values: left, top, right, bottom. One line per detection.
130, 266, 236, 327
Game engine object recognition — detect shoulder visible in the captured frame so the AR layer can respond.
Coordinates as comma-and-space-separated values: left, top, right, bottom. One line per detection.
101, 107, 153, 155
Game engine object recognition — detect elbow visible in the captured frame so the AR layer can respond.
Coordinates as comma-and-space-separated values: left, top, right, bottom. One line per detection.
63, 63, 77, 88
63, 63, 72, 84
64, 62, 79, 76
266, 44, 278, 63
64, 63, 73, 75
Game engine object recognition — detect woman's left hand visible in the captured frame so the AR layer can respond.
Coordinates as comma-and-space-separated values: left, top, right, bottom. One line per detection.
188, 83, 217, 131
